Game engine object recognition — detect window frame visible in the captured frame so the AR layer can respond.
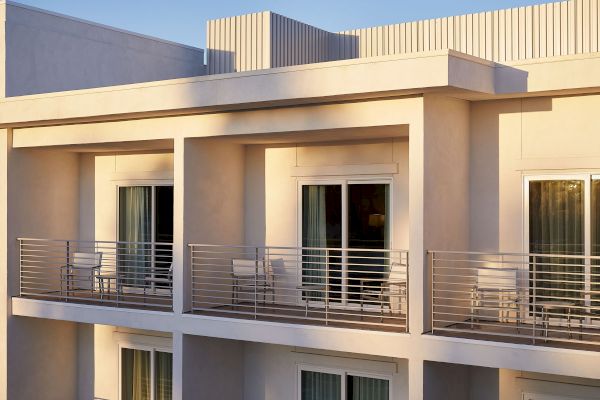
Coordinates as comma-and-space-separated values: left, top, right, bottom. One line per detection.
117, 335, 173, 400
115, 182, 174, 245
524, 174, 596, 312
297, 364, 393, 400
116, 183, 174, 291
297, 177, 394, 307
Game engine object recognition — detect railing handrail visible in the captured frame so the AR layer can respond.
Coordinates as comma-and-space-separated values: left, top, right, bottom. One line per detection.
429, 249, 600, 261
189, 243, 409, 332
189, 243, 408, 254
18, 237, 173, 247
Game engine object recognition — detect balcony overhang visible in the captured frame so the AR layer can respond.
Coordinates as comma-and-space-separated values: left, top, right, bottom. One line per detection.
0, 49, 494, 127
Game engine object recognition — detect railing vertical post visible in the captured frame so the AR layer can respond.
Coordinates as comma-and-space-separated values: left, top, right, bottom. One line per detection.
430, 251, 434, 335
325, 249, 329, 326
532, 255, 537, 345
254, 247, 259, 320
405, 251, 409, 333
189, 245, 193, 312
65, 240, 70, 301
18, 239, 23, 297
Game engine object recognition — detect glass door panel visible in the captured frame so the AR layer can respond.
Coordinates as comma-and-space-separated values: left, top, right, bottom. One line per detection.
347, 376, 389, 400
591, 180, 600, 312
154, 186, 174, 288
119, 186, 152, 287
301, 185, 342, 300
301, 370, 342, 400
347, 183, 390, 302
121, 348, 151, 400
154, 351, 173, 400
529, 180, 585, 305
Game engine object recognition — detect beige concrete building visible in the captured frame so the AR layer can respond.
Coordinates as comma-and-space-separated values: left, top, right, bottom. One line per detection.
2, 0, 600, 399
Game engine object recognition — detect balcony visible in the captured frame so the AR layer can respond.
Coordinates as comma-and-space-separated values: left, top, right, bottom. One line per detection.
189, 244, 408, 332
431, 251, 600, 350
18, 238, 173, 311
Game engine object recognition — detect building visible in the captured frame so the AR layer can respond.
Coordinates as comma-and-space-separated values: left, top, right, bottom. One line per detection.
2, 0, 600, 398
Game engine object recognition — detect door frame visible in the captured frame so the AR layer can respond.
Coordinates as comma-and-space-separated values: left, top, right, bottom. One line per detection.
297, 176, 394, 307
523, 174, 591, 318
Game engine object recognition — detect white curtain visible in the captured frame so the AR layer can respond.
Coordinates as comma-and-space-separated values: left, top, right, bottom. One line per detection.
119, 186, 152, 287
155, 351, 172, 400
303, 186, 328, 297
121, 348, 151, 400
348, 376, 389, 400
301, 371, 341, 400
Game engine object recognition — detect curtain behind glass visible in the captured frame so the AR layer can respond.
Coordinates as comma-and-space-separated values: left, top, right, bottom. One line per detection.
303, 186, 327, 297
119, 187, 152, 287
529, 180, 584, 304
592, 180, 600, 311
347, 376, 389, 400
301, 371, 341, 400
122, 348, 151, 400
155, 351, 173, 400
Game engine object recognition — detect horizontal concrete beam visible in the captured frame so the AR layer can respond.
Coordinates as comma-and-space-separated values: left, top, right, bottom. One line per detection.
0, 50, 491, 126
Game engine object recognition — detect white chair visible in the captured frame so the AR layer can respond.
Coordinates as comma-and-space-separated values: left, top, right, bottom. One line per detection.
232, 258, 273, 304
359, 262, 407, 321
471, 268, 521, 328
61, 252, 103, 297
144, 264, 173, 295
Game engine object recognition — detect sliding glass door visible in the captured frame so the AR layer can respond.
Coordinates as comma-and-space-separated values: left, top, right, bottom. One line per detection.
118, 185, 173, 289
528, 179, 585, 304
121, 347, 172, 400
299, 367, 390, 400
300, 180, 391, 305
527, 175, 600, 312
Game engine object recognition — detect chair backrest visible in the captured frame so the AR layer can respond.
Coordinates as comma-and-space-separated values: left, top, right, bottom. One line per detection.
477, 268, 517, 290
268, 258, 285, 285
232, 259, 265, 276
72, 252, 102, 269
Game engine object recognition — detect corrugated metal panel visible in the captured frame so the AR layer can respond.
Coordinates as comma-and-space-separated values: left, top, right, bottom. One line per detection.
207, 0, 600, 74
270, 13, 334, 68
333, 0, 600, 62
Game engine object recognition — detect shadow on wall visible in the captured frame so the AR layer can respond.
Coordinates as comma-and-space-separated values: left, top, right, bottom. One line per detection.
206, 32, 361, 74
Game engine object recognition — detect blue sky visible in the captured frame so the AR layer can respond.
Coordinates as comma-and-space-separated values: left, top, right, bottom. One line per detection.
16, 0, 548, 48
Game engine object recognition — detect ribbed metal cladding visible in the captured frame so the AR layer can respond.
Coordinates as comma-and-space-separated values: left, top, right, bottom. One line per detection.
207, 0, 600, 74
338, 0, 600, 62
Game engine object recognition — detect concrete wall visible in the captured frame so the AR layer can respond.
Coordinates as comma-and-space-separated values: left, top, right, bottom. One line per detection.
94, 325, 172, 400
94, 152, 174, 241
3, 2, 204, 97
262, 139, 409, 249
5, 146, 81, 399
182, 335, 244, 400
424, 361, 499, 400
470, 93, 600, 253
243, 343, 407, 400
500, 369, 600, 399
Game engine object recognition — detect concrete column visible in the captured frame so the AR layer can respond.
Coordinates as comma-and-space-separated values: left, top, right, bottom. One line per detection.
173, 137, 188, 314
172, 331, 184, 400
408, 98, 426, 334
77, 323, 95, 400
0, 129, 9, 400
409, 358, 424, 400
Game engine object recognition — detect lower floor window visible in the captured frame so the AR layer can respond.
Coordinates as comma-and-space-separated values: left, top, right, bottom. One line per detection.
121, 347, 172, 400
300, 367, 390, 400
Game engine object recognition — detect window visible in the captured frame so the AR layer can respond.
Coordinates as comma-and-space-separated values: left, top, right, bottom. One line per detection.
120, 346, 172, 400
298, 366, 390, 400
526, 175, 600, 309
118, 185, 173, 288
300, 180, 391, 304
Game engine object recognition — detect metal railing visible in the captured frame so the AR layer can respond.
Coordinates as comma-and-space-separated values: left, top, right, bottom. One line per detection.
190, 244, 408, 331
19, 238, 173, 311
431, 250, 600, 348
